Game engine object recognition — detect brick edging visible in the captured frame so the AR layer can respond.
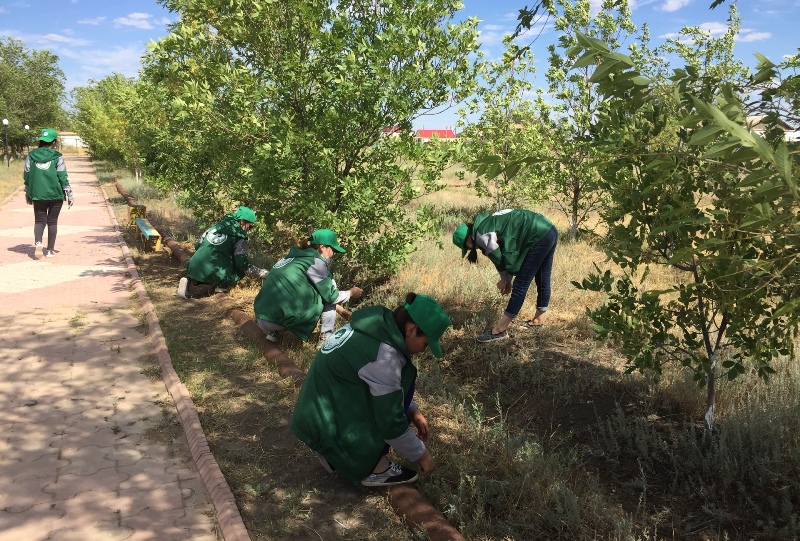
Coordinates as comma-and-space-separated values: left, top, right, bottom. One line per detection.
98, 182, 251, 541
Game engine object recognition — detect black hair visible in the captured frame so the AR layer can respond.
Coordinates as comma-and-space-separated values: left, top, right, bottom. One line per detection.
464, 223, 479, 264
38, 140, 55, 148
393, 292, 426, 337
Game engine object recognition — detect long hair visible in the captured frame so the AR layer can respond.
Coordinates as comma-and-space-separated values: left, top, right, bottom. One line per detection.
464, 223, 479, 264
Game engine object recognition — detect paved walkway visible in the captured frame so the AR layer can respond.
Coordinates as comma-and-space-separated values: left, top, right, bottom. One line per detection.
0, 157, 219, 541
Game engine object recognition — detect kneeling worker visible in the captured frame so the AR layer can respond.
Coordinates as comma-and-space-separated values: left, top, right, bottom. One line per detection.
176, 206, 267, 299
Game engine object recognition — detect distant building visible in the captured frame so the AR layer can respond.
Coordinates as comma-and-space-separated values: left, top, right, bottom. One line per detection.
746, 115, 797, 142
414, 128, 458, 143
381, 124, 404, 138
59, 132, 86, 149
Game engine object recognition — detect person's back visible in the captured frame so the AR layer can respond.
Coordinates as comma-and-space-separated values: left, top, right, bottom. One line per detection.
187, 214, 250, 286
24, 128, 73, 259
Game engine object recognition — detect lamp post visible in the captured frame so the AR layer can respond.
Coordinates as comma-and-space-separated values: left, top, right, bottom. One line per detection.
24, 124, 30, 155
2, 118, 8, 168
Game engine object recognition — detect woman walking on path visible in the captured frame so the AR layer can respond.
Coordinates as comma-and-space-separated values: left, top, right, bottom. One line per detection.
254, 228, 362, 346
291, 292, 451, 486
176, 206, 268, 299
453, 208, 558, 342
24, 128, 73, 259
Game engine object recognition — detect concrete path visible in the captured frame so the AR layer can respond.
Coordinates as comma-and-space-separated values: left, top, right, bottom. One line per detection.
0, 157, 220, 541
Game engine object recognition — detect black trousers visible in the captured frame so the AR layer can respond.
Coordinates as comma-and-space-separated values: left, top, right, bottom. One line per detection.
33, 200, 63, 250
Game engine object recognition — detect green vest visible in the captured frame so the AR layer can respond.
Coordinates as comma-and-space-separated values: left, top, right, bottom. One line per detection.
472, 208, 554, 274
186, 215, 250, 286
290, 306, 417, 484
253, 246, 340, 340
24, 148, 69, 201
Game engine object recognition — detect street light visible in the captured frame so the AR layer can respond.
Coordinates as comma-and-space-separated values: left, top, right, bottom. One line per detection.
24, 124, 30, 155
2, 118, 8, 168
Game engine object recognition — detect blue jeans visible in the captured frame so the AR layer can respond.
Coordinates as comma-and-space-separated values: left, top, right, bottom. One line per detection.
504, 225, 558, 318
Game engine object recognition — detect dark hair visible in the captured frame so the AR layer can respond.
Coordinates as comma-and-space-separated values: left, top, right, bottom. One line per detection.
38, 140, 55, 148
300, 236, 325, 252
392, 292, 426, 336
464, 223, 479, 264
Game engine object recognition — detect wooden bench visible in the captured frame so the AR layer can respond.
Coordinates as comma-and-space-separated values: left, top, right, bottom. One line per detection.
134, 217, 162, 252
128, 204, 146, 227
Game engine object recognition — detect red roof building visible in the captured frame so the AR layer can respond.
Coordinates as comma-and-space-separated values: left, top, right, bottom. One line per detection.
414, 129, 458, 142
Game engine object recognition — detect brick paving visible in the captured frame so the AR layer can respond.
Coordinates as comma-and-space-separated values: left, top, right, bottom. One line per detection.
0, 157, 223, 541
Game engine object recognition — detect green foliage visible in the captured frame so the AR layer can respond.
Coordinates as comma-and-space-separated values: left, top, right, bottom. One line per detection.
569, 25, 800, 429
71, 74, 152, 177
457, 35, 551, 209
473, 0, 639, 242
138, 0, 480, 273
0, 37, 66, 151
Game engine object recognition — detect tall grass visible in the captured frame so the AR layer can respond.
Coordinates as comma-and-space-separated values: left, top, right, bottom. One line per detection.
97, 163, 799, 540
0, 159, 23, 201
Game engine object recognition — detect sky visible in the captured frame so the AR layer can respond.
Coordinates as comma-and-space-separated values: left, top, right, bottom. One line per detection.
1, 0, 798, 130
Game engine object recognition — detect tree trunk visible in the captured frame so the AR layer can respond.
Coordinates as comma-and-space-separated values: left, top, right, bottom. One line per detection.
702, 349, 718, 444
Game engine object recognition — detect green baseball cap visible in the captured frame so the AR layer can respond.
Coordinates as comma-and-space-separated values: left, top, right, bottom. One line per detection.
38, 128, 58, 143
404, 294, 451, 358
311, 229, 346, 253
452, 223, 469, 257
233, 206, 257, 223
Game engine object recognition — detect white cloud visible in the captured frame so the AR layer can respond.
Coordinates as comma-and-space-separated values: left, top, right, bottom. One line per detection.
114, 12, 155, 30
659, 0, 691, 12
78, 17, 107, 26
26, 32, 91, 47
477, 29, 504, 46
698, 22, 728, 36
737, 31, 771, 42
483, 24, 505, 31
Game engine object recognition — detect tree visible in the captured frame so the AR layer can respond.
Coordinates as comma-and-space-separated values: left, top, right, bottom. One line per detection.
537, 0, 636, 241
457, 35, 551, 209
570, 29, 800, 436
0, 37, 65, 153
72, 74, 151, 179
138, 0, 480, 273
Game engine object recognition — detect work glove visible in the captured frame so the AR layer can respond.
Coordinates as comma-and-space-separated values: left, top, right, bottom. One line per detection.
258, 268, 268, 279
67, 194, 74, 208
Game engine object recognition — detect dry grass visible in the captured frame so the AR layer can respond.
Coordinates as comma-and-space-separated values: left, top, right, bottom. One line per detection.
96, 165, 800, 541
0, 159, 23, 202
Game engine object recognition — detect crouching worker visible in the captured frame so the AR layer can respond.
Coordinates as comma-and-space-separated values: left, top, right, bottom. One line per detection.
176, 206, 268, 299
254, 228, 362, 346
290, 292, 451, 487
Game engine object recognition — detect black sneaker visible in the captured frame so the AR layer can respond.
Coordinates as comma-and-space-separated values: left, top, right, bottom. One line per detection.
477, 329, 509, 343
360, 462, 418, 487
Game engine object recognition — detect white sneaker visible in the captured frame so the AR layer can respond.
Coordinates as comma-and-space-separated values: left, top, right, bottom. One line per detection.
176, 277, 188, 299
44, 249, 55, 258
34, 242, 43, 259
265, 331, 280, 343
360, 462, 418, 487
214, 286, 228, 293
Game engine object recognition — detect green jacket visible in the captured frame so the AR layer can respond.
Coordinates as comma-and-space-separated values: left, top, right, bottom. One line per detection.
186, 215, 251, 286
253, 246, 341, 340
290, 306, 423, 484
24, 148, 70, 201
472, 208, 554, 276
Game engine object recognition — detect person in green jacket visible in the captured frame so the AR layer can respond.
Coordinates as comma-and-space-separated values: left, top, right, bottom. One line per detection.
254, 228, 363, 344
290, 292, 451, 486
453, 208, 558, 342
176, 206, 267, 299
23, 128, 73, 259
